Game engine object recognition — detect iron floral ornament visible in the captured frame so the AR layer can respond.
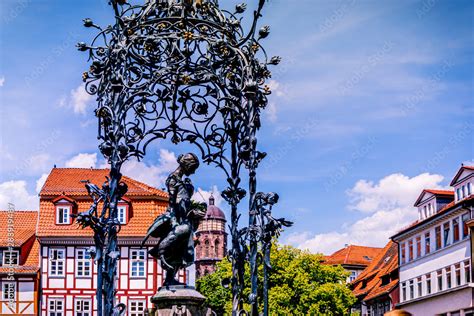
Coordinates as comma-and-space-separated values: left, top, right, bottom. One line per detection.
76, 0, 290, 315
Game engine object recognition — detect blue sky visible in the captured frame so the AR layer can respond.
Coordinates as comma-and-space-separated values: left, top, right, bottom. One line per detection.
0, 0, 473, 254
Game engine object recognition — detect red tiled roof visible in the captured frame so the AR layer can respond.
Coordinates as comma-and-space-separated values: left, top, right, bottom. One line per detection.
424, 189, 454, 195
37, 168, 169, 238
413, 189, 453, 206
0, 211, 39, 274
352, 241, 398, 301
393, 195, 474, 238
0, 211, 37, 246
324, 245, 383, 267
40, 168, 168, 198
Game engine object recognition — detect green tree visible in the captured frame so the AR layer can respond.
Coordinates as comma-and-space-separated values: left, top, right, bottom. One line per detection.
196, 244, 356, 315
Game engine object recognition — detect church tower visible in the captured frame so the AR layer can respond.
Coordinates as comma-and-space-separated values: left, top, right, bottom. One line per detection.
195, 195, 227, 278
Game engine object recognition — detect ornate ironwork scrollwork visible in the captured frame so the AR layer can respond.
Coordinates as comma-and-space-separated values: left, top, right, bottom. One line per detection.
76, 1, 288, 315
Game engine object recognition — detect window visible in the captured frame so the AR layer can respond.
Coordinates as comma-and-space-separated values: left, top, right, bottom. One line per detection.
130, 249, 146, 277
426, 274, 431, 295
417, 277, 422, 297
455, 264, 461, 286
3, 250, 19, 266
453, 218, 460, 243
215, 239, 220, 257
462, 213, 470, 239
457, 188, 461, 201
204, 240, 210, 258
56, 206, 71, 224
408, 240, 413, 261
2, 282, 15, 300
446, 267, 452, 289
443, 222, 451, 246
76, 249, 92, 277
468, 183, 472, 196
48, 299, 64, 316
401, 243, 406, 264
129, 300, 146, 316
462, 185, 466, 198
465, 260, 471, 283
437, 270, 443, 291
117, 205, 127, 224
75, 299, 91, 316
401, 282, 406, 301
423, 205, 427, 219
416, 236, 421, 258
409, 280, 414, 299
425, 232, 431, 254
349, 271, 357, 282
49, 248, 65, 277
435, 226, 442, 250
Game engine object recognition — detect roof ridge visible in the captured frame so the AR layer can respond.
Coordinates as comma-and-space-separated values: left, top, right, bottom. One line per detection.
52, 167, 110, 170
0, 210, 38, 212
344, 246, 352, 264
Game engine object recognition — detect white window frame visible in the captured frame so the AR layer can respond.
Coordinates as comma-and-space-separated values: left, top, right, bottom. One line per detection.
75, 298, 92, 316
3, 250, 19, 266
117, 205, 127, 224
2, 282, 16, 300
76, 248, 92, 278
49, 248, 66, 277
129, 300, 146, 316
56, 205, 71, 225
130, 249, 146, 278
48, 298, 64, 316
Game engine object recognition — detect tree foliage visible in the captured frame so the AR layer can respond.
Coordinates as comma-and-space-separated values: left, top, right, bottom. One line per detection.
196, 244, 356, 315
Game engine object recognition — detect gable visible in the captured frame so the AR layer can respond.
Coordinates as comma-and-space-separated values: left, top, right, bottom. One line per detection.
414, 191, 434, 207
450, 166, 474, 186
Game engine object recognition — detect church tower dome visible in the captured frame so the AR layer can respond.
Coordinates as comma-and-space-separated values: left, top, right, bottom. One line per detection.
195, 195, 227, 278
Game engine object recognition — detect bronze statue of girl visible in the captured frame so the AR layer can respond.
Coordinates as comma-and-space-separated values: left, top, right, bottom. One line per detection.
143, 153, 206, 286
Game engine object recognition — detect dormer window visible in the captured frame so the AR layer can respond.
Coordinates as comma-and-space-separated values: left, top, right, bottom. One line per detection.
117, 204, 128, 224
3, 250, 19, 266
56, 205, 71, 225
52, 196, 75, 225
451, 165, 474, 201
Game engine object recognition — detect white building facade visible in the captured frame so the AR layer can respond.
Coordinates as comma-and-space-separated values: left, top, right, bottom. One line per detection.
392, 165, 474, 316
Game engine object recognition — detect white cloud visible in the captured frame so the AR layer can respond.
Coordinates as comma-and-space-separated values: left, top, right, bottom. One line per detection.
65, 153, 97, 168
287, 172, 446, 254
266, 102, 278, 123
348, 172, 445, 213
0, 76, 5, 87
36, 173, 49, 193
100, 149, 178, 188
0, 180, 38, 210
192, 185, 223, 207
268, 80, 286, 97
70, 84, 93, 115
264, 80, 286, 122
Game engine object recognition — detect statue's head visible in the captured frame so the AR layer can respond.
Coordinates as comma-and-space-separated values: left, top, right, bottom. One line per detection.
177, 153, 200, 176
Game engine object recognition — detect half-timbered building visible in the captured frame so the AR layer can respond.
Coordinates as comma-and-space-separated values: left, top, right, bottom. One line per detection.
0, 210, 40, 315
37, 167, 186, 316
